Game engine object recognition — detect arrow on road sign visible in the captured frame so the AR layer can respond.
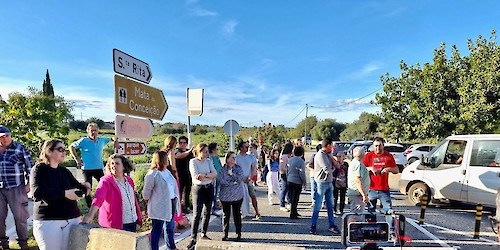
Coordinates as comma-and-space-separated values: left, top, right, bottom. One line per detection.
115, 115, 154, 139
116, 141, 147, 156
114, 75, 168, 120
113, 49, 152, 84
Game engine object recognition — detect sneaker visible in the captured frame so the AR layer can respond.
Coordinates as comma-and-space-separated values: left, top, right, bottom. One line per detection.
328, 226, 340, 234
279, 207, 290, 212
200, 234, 212, 240
254, 214, 261, 220
389, 232, 397, 242
186, 240, 196, 250
286, 204, 291, 210
335, 211, 342, 215
309, 227, 317, 234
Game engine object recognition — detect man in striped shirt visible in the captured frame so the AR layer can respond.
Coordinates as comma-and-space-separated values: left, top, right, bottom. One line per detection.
0, 125, 33, 250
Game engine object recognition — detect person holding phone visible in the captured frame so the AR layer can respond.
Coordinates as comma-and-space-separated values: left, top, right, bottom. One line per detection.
30, 139, 91, 250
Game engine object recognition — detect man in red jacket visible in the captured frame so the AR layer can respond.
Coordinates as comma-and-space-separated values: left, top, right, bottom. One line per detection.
363, 137, 398, 237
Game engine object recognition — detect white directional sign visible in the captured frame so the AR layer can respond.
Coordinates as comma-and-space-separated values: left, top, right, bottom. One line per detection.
115, 115, 154, 139
113, 49, 152, 84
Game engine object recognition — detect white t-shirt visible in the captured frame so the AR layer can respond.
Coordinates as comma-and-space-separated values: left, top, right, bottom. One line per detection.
236, 154, 254, 178
160, 169, 177, 199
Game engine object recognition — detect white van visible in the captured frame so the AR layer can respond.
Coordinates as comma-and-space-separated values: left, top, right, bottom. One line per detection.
399, 134, 500, 206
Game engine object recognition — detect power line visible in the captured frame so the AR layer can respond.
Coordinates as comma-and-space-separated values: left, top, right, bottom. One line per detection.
285, 105, 306, 126
310, 87, 383, 110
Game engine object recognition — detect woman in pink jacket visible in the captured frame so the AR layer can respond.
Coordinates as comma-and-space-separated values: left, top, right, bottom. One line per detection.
83, 154, 142, 231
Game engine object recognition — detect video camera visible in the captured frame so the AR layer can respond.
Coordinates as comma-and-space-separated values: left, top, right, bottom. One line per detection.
341, 204, 406, 249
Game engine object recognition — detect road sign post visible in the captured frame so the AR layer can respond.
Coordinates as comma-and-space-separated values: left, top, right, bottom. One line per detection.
113, 49, 152, 84
114, 75, 168, 120
116, 141, 147, 156
115, 115, 154, 139
223, 120, 240, 151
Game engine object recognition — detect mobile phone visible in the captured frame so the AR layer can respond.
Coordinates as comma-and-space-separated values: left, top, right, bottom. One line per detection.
75, 190, 84, 197
348, 222, 389, 243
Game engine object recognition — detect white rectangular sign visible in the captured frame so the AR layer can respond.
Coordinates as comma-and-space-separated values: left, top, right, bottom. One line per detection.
113, 49, 152, 84
115, 115, 154, 139
187, 88, 204, 116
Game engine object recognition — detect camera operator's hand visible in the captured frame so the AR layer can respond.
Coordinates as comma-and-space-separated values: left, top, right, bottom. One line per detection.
65, 188, 82, 201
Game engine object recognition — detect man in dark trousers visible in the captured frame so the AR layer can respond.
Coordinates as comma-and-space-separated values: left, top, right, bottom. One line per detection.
175, 136, 194, 213
0, 125, 32, 250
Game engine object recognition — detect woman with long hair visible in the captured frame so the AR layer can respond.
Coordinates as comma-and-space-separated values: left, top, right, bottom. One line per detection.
266, 149, 280, 205
143, 150, 181, 250
82, 154, 142, 232
218, 151, 244, 241
162, 135, 179, 179
30, 140, 91, 250
186, 143, 217, 250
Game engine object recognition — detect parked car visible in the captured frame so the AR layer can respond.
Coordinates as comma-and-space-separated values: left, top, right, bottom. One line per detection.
333, 141, 353, 155
404, 144, 436, 165
346, 141, 373, 159
399, 134, 500, 206
367, 143, 408, 171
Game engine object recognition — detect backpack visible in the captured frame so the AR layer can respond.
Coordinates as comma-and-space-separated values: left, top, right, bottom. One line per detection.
335, 168, 347, 188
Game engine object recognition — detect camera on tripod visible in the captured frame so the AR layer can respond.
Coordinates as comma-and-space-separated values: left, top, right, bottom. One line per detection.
341, 204, 406, 249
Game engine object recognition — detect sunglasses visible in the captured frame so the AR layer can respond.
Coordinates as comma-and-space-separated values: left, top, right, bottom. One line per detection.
53, 147, 67, 153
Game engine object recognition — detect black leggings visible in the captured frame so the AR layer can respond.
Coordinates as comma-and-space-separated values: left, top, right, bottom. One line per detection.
333, 186, 346, 213
221, 199, 243, 237
83, 169, 104, 207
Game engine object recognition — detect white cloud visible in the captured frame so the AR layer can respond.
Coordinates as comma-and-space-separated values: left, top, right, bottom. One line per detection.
190, 8, 218, 17
222, 20, 238, 36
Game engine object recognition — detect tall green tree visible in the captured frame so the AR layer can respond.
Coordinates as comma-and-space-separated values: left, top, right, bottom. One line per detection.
310, 118, 345, 141
375, 31, 500, 142
288, 116, 318, 139
340, 112, 382, 141
0, 87, 73, 154
42, 69, 54, 97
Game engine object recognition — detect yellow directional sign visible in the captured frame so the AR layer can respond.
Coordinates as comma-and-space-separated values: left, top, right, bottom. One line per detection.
114, 75, 168, 120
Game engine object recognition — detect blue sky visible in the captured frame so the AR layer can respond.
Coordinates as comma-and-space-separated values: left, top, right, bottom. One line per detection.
1, 1, 499, 127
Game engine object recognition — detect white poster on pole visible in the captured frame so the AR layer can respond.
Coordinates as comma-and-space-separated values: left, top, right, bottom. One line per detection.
187, 88, 204, 116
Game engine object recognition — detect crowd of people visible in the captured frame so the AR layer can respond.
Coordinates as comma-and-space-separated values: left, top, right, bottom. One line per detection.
0, 121, 404, 250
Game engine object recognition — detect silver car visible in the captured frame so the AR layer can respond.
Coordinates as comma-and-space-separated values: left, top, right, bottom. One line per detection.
404, 144, 436, 165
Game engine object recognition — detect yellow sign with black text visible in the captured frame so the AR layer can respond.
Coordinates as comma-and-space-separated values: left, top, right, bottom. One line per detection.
114, 75, 168, 120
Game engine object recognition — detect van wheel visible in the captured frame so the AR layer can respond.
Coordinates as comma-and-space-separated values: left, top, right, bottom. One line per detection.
408, 182, 429, 206
408, 157, 418, 165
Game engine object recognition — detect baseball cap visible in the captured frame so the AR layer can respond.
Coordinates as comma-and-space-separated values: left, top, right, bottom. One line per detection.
248, 136, 254, 141
0, 126, 11, 137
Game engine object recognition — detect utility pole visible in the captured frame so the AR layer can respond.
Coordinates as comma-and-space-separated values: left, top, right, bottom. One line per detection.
304, 104, 308, 139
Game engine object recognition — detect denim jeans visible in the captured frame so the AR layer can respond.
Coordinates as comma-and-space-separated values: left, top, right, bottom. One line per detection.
212, 180, 221, 211
163, 218, 176, 249
309, 176, 316, 203
310, 182, 336, 228
150, 219, 165, 250
368, 190, 394, 230
279, 174, 289, 207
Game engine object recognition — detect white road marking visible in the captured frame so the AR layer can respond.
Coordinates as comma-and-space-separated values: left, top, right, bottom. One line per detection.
406, 217, 452, 248
422, 221, 500, 244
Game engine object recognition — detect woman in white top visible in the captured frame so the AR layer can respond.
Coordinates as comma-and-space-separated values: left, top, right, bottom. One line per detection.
187, 143, 217, 250
143, 151, 180, 250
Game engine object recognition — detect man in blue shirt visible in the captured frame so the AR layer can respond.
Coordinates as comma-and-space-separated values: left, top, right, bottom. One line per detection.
0, 125, 32, 250
69, 123, 117, 207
